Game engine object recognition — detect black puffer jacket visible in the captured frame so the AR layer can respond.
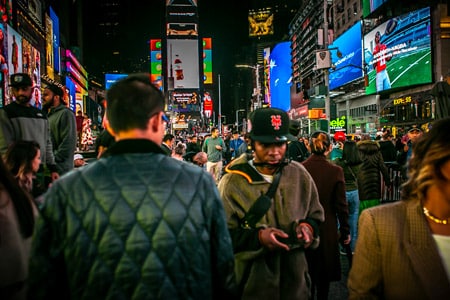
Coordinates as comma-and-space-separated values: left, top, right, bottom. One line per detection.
28, 139, 237, 300
357, 140, 391, 201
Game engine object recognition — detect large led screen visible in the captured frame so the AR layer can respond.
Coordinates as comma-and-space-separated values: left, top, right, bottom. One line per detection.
329, 22, 362, 91
363, 0, 388, 18
203, 38, 212, 84
150, 39, 163, 90
166, 39, 200, 89
105, 73, 128, 90
269, 41, 291, 112
364, 7, 432, 95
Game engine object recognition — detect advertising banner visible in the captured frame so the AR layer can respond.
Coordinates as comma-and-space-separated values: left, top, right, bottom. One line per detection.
328, 22, 363, 91
7, 25, 22, 74
270, 41, 291, 112
150, 39, 163, 90
167, 39, 200, 89
363, 7, 432, 95
248, 8, 274, 37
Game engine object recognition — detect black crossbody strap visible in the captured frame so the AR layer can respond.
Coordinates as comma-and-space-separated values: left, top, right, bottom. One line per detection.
241, 167, 283, 229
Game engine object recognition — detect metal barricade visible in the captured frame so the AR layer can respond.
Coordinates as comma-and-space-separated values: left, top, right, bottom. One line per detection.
381, 162, 403, 203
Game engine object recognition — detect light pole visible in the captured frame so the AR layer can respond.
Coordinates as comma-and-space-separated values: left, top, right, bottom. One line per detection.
235, 64, 262, 111
218, 73, 222, 134
235, 109, 245, 131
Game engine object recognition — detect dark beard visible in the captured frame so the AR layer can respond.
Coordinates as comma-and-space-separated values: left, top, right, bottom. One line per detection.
15, 95, 31, 105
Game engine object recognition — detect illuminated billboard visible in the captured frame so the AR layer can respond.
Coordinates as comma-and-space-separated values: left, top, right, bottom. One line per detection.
150, 39, 163, 90
167, 39, 200, 89
364, 7, 432, 95
269, 41, 291, 112
329, 22, 363, 91
363, 0, 388, 18
203, 38, 212, 84
248, 8, 274, 37
105, 73, 127, 90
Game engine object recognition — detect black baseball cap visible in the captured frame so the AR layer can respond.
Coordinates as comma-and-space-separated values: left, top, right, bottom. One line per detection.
408, 125, 422, 133
249, 107, 296, 143
10, 73, 33, 88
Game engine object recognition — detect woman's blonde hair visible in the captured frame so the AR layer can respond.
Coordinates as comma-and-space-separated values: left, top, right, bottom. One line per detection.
309, 131, 331, 155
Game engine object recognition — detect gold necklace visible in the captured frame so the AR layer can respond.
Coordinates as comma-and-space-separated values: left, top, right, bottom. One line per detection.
423, 207, 449, 225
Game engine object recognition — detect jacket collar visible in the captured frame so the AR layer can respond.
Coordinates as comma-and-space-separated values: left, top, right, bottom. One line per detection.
102, 139, 166, 157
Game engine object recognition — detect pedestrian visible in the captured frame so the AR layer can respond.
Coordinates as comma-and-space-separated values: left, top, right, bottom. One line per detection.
0, 156, 38, 300
80, 114, 93, 151
27, 73, 237, 299
302, 131, 351, 300
330, 131, 346, 161
42, 83, 77, 175
348, 117, 450, 299
287, 119, 309, 162
397, 125, 423, 181
172, 141, 186, 160
94, 127, 116, 159
73, 153, 87, 168
357, 134, 391, 212
333, 140, 362, 252
161, 133, 174, 155
378, 129, 397, 162
218, 107, 324, 299
75, 110, 83, 150
229, 130, 244, 160
202, 127, 226, 184
0, 73, 59, 194
4, 140, 45, 199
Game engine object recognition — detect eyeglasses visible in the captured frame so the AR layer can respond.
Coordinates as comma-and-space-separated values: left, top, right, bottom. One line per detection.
161, 113, 169, 123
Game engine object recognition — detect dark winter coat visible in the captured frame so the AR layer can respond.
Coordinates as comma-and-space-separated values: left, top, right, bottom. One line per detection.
302, 154, 350, 282
357, 140, 391, 201
28, 139, 236, 299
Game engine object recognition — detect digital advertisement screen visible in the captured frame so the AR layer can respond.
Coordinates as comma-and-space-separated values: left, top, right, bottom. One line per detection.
105, 73, 128, 90
166, 39, 200, 89
363, 0, 388, 18
49, 7, 60, 73
269, 41, 291, 112
150, 39, 163, 90
364, 7, 432, 95
203, 38, 212, 84
329, 21, 363, 91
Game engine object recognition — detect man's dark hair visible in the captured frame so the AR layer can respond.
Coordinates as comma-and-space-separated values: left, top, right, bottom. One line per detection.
163, 133, 174, 142
106, 73, 165, 133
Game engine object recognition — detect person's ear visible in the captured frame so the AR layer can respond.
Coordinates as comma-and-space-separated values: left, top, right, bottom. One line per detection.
103, 116, 117, 137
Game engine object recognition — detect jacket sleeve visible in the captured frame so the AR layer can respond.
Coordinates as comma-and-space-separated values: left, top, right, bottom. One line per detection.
54, 110, 77, 168
206, 174, 238, 299
45, 119, 57, 170
28, 184, 70, 299
0, 109, 13, 154
347, 209, 383, 299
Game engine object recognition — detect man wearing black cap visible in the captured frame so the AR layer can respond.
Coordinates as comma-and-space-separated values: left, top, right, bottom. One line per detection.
42, 83, 77, 175
397, 125, 423, 180
0, 73, 59, 193
218, 107, 324, 299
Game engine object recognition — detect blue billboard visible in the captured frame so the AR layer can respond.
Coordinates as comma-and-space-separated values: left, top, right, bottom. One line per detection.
269, 41, 291, 112
49, 7, 60, 73
105, 73, 128, 90
328, 22, 363, 91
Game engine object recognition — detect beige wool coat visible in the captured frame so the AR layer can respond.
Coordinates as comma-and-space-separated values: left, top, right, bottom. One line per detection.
348, 199, 450, 299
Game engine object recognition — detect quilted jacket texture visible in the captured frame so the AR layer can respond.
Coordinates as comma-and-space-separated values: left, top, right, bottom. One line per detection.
27, 139, 236, 300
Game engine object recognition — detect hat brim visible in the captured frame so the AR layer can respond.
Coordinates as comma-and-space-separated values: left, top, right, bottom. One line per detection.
408, 129, 422, 133
250, 133, 296, 143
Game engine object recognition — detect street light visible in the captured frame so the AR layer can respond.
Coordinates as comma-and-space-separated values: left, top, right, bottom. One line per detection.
235, 64, 262, 111
235, 109, 245, 130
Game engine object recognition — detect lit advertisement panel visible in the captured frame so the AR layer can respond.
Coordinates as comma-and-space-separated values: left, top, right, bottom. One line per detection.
105, 73, 128, 90
363, 0, 388, 18
203, 38, 212, 84
363, 7, 432, 95
167, 39, 200, 89
249, 8, 274, 37
329, 22, 363, 91
269, 41, 291, 112
49, 7, 60, 73
263, 47, 271, 106
150, 39, 163, 90
45, 14, 54, 78
66, 77, 76, 112
7, 25, 23, 74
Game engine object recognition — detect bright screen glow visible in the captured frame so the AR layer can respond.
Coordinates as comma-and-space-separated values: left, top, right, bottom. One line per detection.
269, 41, 291, 112
329, 22, 363, 91
363, 7, 432, 95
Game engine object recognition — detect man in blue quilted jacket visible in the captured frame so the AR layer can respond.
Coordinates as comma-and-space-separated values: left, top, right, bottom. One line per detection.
28, 73, 237, 299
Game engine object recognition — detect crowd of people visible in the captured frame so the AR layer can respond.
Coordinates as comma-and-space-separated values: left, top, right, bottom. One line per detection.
1, 72, 449, 299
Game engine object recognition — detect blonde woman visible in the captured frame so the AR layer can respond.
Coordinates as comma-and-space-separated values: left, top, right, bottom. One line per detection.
348, 117, 450, 299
